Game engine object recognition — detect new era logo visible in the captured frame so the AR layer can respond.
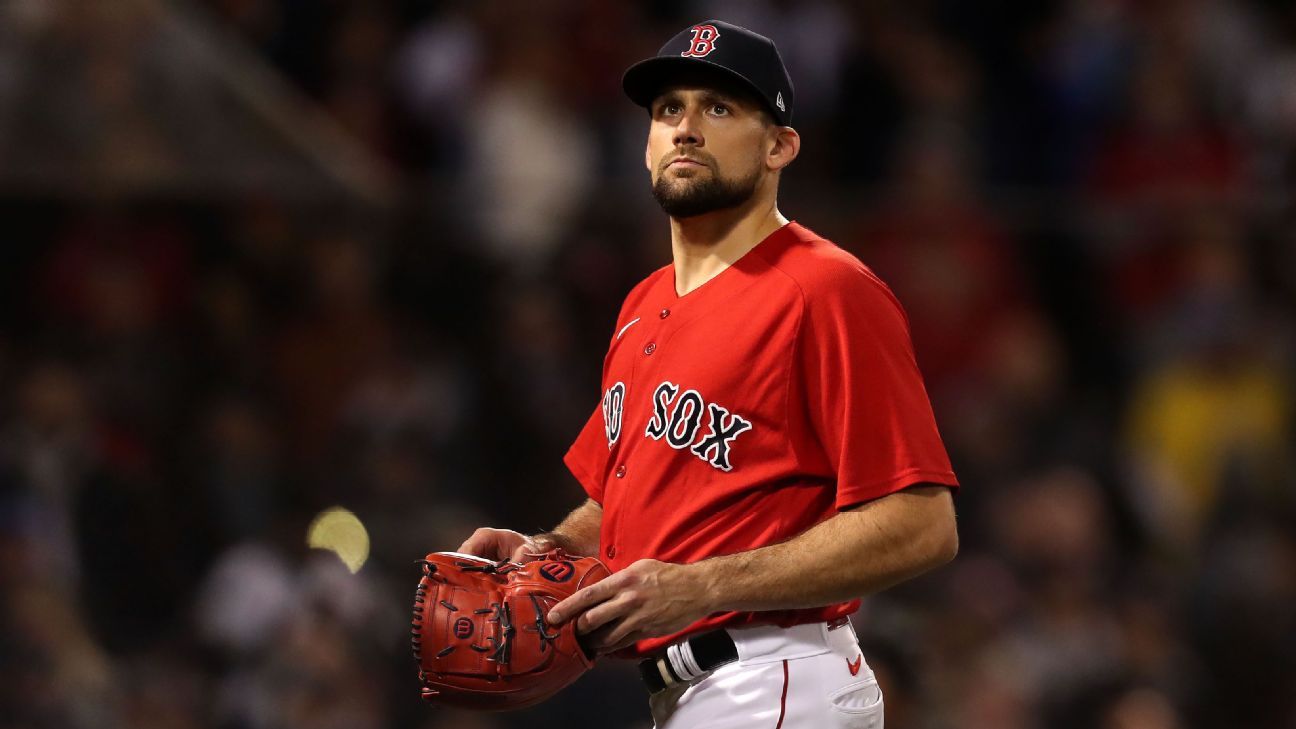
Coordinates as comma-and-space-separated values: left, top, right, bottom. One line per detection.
775, 92, 785, 112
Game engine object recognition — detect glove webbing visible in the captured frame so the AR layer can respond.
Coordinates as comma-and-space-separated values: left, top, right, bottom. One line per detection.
412, 558, 526, 667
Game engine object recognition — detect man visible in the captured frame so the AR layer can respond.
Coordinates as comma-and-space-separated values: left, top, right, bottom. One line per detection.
459, 20, 959, 728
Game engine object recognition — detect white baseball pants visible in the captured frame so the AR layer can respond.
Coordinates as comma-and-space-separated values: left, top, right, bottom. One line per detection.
648, 620, 884, 729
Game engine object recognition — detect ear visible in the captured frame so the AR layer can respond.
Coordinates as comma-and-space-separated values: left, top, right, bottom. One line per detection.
765, 126, 801, 172
645, 142, 652, 173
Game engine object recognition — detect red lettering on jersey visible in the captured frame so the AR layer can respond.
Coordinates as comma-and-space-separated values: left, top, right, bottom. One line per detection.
847, 654, 863, 676
681, 24, 720, 58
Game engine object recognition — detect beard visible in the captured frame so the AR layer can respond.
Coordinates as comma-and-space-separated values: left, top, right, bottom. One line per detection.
651, 162, 761, 219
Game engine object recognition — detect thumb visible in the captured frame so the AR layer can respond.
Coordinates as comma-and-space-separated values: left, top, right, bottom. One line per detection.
509, 541, 533, 562
512, 535, 560, 562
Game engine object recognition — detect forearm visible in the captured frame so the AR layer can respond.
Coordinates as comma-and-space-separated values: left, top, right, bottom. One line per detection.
692, 485, 957, 612
539, 498, 603, 557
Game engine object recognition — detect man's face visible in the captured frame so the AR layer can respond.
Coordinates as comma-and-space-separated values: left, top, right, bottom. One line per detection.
646, 84, 772, 219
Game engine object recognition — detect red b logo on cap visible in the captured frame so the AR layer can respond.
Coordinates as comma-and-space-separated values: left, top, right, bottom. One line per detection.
681, 24, 720, 58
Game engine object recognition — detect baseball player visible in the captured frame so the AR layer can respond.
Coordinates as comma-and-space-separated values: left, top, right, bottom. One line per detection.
460, 20, 959, 728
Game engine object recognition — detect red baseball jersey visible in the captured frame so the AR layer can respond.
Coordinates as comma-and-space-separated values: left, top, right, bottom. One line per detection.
564, 221, 958, 657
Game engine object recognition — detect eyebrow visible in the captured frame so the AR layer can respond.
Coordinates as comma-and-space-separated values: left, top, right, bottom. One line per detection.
652, 89, 744, 111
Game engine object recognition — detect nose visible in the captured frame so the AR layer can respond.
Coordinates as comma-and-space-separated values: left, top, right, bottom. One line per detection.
672, 108, 704, 148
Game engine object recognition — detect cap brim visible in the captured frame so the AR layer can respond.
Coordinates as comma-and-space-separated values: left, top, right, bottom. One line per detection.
622, 57, 776, 120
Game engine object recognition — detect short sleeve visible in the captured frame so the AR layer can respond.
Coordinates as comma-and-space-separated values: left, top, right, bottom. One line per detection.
794, 267, 958, 509
563, 271, 668, 505
564, 403, 608, 504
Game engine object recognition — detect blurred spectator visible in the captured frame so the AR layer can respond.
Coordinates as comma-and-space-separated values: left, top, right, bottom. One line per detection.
1087, 44, 1244, 207
273, 233, 392, 460
1, 362, 94, 583
1099, 686, 1184, 729
857, 121, 1027, 394
392, 4, 483, 170
2, 581, 118, 729
463, 11, 597, 271
1122, 224, 1291, 552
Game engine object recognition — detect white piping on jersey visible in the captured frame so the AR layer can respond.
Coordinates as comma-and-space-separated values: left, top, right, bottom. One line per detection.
616, 317, 641, 340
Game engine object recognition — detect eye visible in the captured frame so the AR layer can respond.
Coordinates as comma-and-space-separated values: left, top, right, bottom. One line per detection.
709, 104, 730, 116
658, 102, 683, 117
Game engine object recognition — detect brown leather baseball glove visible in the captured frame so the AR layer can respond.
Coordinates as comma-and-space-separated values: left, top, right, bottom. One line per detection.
411, 549, 612, 711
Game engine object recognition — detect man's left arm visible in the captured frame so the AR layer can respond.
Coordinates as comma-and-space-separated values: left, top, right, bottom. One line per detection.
547, 484, 957, 653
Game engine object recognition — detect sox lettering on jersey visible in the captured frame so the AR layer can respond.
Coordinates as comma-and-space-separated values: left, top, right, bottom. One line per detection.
665, 389, 704, 449
680, 24, 720, 58
644, 381, 752, 471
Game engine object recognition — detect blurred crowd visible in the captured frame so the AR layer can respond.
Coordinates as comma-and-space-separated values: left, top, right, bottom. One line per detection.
2, 1, 1295, 728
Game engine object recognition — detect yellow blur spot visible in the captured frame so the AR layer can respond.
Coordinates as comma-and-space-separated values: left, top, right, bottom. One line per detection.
306, 507, 370, 573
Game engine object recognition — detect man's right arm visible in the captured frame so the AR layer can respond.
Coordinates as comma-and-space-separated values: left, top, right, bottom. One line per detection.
457, 498, 603, 561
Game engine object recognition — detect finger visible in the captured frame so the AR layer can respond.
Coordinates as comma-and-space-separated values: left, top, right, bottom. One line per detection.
581, 620, 621, 653
457, 535, 492, 559
459, 529, 509, 560
510, 536, 552, 563
598, 613, 640, 650
601, 632, 644, 655
574, 596, 628, 635
587, 620, 641, 655
548, 579, 616, 625
508, 542, 533, 563
456, 535, 485, 556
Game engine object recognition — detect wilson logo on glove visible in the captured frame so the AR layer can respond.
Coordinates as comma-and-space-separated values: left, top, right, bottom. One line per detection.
539, 562, 575, 583
411, 550, 611, 711
453, 617, 475, 639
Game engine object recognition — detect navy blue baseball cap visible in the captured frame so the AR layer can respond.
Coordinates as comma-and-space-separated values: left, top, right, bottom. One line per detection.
622, 20, 794, 126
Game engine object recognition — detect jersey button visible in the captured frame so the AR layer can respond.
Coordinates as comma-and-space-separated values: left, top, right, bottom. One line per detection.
660, 308, 670, 319
615, 464, 626, 478
644, 342, 656, 355
605, 545, 617, 559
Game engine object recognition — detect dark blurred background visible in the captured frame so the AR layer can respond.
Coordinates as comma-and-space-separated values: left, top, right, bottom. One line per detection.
1, 1, 1294, 728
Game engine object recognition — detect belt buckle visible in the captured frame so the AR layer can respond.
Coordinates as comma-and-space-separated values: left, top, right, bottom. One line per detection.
638, 629, 738, 694
638, 652, 680, 694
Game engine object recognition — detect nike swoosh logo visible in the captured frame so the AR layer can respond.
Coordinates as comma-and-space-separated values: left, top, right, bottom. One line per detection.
847, 655, 862, 676
615, 317, 641, 340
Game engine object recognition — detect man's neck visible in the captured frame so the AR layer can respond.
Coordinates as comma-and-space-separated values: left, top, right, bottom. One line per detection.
669, 197, 788, 297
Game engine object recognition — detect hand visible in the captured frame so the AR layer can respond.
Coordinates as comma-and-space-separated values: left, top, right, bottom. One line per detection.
457, 528, 560, 562
546, 559, 714, 655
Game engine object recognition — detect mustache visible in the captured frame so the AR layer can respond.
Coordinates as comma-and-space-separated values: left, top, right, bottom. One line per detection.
659, 149, 715, 172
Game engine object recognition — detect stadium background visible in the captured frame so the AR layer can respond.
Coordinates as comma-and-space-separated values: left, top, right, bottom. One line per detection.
1, 1, 1294, 727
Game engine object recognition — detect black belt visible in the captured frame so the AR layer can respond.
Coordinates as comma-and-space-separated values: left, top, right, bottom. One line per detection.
637, 630, 739, 694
